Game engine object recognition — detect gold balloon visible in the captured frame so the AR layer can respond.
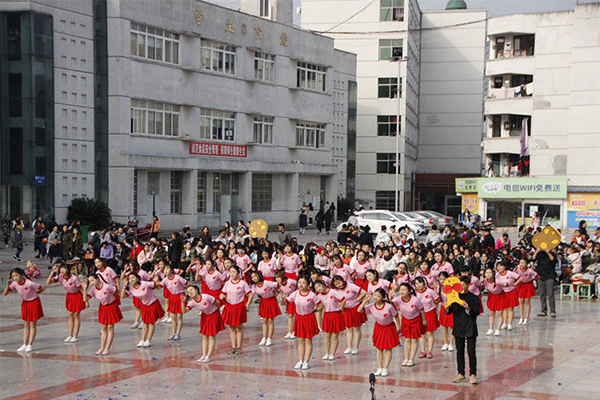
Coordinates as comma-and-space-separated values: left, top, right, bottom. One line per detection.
532, 225, 561, 252
249, 219, 268, 238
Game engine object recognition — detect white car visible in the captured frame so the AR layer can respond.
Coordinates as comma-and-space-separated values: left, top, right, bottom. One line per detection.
338, 210, 425, 236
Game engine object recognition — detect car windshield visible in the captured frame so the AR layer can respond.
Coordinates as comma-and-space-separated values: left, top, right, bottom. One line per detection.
401, 212, 421, 219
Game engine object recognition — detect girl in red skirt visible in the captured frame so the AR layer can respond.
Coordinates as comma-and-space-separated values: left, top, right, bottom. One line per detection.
332, 275, 368, 356
287, 276, 323, 370
220, 265, 251, 355
183, 285, 224, 363
315, 279, 346, 361
120, 272, 164, 348
157, 264, 188, 341
414, 277, 440, 359
483, 267, 505, 336
437, 272, 455, 351
120, 261, 152, 330
4, 267, 45, 352
350, 250, 372, 290
84, 273, 122, 356
391, 283, 427, 367
196, 259, 227, 300
275, 270, 297, 340
257, 249, 278, 282
495, 261, 522, 331
46, 263, 84, 343
248, 270, 281, 346
515, 258, 538, 325
358, 288, 401, 377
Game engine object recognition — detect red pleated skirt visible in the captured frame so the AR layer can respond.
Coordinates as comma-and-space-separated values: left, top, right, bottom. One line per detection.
264, 276, 275, 282
294, 313, 319, 339
167, 291, 184, 314
518, 282, 536, 299
141, 300, 165, 324
354, 278, 368, 291
284, 272, 297, 280
424, 309, 440, 333
65, 291, 86, 313
343, 305, 368, 328
21, 297, 44, 322
478, 296, 484, 315
322, 311, 345, 333
502, 290, 519, 309
200, 310, 225, 336
222, 302, 248, 326
373, 322, 400, 350
133, 296, 142, 308
286, 300, 296, 315
487, 292, 504, 312
163, 287, 171, 299
401, 316, 424, 339
258, 296, 281, 319
438, 305, 454, 327
202, 287, 222, 302
98, 300, 123, 325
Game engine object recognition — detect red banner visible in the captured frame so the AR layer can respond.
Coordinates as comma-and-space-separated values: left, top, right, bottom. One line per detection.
189, 141, 248, 158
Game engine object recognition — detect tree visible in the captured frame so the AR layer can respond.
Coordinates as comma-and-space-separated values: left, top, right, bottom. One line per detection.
67, 198, 112, 231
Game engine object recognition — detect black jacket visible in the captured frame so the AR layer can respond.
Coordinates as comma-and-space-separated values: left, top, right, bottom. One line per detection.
446, 291, 480, 338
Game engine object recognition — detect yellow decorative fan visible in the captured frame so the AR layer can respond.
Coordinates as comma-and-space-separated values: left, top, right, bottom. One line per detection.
532, 225, 561, 251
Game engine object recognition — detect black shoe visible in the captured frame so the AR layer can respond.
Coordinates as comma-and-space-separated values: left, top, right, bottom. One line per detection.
13, 255, 17, 261
34, 255, 40, 259
550, 313, 556, 318
537, 312, 547, 317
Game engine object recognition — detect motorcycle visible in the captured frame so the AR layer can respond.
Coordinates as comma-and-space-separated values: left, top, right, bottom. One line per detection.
126, 216, 152, 241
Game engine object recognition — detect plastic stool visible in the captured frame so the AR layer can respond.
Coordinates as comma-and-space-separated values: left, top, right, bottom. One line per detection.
560, 283, 575, 299
576, 284, 592, 299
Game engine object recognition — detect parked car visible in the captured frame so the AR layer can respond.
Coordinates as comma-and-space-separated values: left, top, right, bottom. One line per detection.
337, 210, 425, 236
397, 211, 434, 231
413, 211, 455, 228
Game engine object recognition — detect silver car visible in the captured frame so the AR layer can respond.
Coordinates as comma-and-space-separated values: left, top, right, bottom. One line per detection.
342, 210, 425, 236
398, 211, 434, 230
413, 210, 455, 228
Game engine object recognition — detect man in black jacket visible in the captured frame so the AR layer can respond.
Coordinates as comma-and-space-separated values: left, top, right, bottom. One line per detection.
533, 247, 556, 317
446, 276, 481, 385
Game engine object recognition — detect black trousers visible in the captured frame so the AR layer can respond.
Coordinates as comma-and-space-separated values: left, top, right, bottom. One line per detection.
455, 336, 477, 376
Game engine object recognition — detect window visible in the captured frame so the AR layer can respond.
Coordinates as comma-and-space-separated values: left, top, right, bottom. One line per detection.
213, 173, 221, 213
376, 153, 398, 174
254, 52, 275, 82
376, 191, 400, 211
259, 0, 270, 17
130, 23, 179, 64
297, 62, 326, 91
9, 128, 23, 174
296, 122, 326, 148
252, 174, 272, 212
201, 40, 236, 75
253, 116, 274, 144
379, 39, 403, 60
378, 77, 401, 98
199, 109, 235, 141
377, 115, 400, 136
170, 171, 182, 214
495, 36, 505, 58
130, 99, 180, 136
380, 0, 404, 21
133, 170, 138, 216
514, 34, 535, 57
197, 171, 207, 213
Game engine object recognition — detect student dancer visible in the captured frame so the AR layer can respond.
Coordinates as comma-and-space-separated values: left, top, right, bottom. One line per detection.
314, 279, 346, 360
220, 265, 251, 355
332, 275, 367, 355
4, 268, 45, 352
275, 270, 297, 339
390, 262, 411, 296
120, 272, 164, 348
437, 272, 455, 351
329, 254, 354, 283
120, 261, 152, 329
515, 258, 538, 325
258, 249, 278, 281
280, 243, 303, 280
248, 270, 281, 346
414, 261, 440, 290
414, 276, 440, 359
392, 283, 426, 367
47, 263, 85, 342
358, 288, 401, 377
84, 273, 122, 355
196, 258, 227, 300
156, 264, 187, 341
287, 276, 323, 370
350, 250, 372, 290
483, 267, 504, 336
366, 269, 391, 294
182, 285, 225, 363
495, 261, 522, 330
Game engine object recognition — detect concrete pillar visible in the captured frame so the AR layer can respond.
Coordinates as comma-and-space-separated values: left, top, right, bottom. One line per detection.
240, 171, 252, 221
206, 172, 214, 216
289, 173, 299, 212
183, 170, 197, 217
325, 174, 338, 219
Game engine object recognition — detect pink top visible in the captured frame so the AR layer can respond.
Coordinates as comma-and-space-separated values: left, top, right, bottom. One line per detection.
161, 275, 187, 295
258, 258, 278, 279
516, 267, 538, 283
186, 294, 219, 315
468, 276, 482, 296
279, 278, 297, 296
392, 295, 424, 320
281, 253, 302, 274
9, 279, 42, 301
393, 273, 411, 287
87, 283, 117, 305
221, 279, 251, 305
138, 270, 152, 281
97, 267, 118, 286
496, 270, 520, 293
317, 288, 345, 312
350, 259, 372, 280
286, 290, 321, 316
338, 282, 363, 309
415, 287, 440, 312
233, 254, 252, 271
367, 279, 391, 295
432, 262, 454, 276
251, 281, 278, 299
199, 268, 226, 290
127, 281, 160, 306
439, 291, 449, 307
365, 302, 398, 326
54, 274, 82, 294
414, 269, 439, 289
483, 279, 503, 295
154, 268, 181, 280
315, 275, 332, 287
331, 264, 354, 282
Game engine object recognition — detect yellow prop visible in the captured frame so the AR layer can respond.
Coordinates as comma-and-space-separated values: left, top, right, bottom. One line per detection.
532, 225, 561, 251
442, 276, 463, 308
248, 219, 268, 238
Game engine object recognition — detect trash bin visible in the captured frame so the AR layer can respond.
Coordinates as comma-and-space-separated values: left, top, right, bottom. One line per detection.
80, 225, 89, 244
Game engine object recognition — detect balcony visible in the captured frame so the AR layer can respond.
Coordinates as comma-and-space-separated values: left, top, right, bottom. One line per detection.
487, 56, 535, 76
483, 137, 521, 156
485, 91, 533, 116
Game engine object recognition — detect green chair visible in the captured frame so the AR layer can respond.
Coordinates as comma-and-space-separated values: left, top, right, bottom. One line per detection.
560, 283, 575, 299
576, 284, 593, 299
